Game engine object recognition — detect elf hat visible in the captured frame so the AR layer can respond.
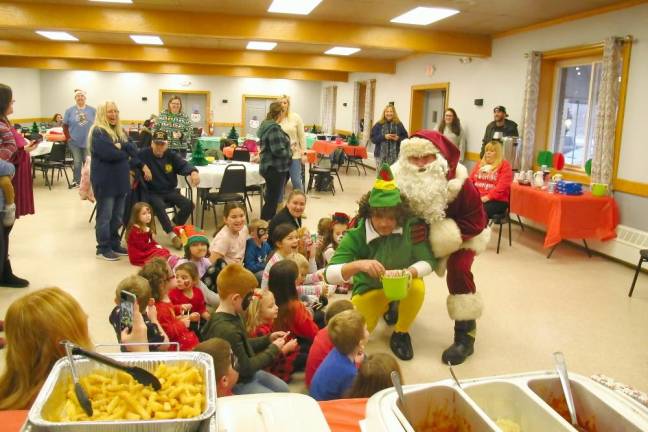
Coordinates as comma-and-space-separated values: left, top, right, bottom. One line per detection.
173, 225, 209, 250
368, 163, 401, 208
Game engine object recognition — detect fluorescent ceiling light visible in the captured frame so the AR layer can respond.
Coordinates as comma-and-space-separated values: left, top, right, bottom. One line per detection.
246, 41, 277, 51
390, 7, 459, 25
89, 0, 133, 3
268, 0, 322, 15
325, 47, 360, 56
35, 31, 79, 41
130, 35, 164, 45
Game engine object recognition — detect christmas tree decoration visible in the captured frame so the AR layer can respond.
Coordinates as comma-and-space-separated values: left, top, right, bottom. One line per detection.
31, 122, 39, 135
348, 133, 359, 146
227, 126, 239, 140
191, 140, 209, 166
310, 124, 318, 133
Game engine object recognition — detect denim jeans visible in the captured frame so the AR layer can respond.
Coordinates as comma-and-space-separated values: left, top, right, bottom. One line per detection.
233, 370, 290, 394
278, 159, 303, 203
95, 194, 126, 254
69, 145, 88, 184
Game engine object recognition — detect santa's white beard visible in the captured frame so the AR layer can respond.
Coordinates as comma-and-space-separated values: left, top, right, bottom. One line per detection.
395, 160, 449, 223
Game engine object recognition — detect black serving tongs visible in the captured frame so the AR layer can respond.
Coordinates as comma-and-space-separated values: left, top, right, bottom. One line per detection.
63, 341, 93, 417
66, 342, 162, 391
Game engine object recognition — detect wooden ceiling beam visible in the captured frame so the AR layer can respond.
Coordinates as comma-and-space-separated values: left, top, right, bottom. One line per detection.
0, 2, 491, 57
0, 56, 349, 82
0, 39, 394, 73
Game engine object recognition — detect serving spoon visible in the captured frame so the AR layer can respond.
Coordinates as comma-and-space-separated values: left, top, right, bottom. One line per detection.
553, 351, 588, 432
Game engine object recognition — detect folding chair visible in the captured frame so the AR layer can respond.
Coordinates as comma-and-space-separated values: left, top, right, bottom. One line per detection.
201, 164, 249, 229
31, 142, 71, 190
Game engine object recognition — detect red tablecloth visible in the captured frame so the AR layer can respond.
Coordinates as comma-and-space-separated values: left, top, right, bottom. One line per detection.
0, 410, 28, 432
319, 398, 367, 432
510, 182, 619, 248
305, 149, 317, 165
312, 141, 368, 159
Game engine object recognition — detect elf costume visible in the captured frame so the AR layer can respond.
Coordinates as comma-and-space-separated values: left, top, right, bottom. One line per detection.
392, 130, 489, 365
324, 164, 436, 360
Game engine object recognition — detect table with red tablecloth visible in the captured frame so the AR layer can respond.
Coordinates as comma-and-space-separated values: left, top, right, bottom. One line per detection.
305, 149, 318, 165
510, 182, 619, 253
312, 140, 368, 159
319, 398, 368, 432
0, 410, 28, 432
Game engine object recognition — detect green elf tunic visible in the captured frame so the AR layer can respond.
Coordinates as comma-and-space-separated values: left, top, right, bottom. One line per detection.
325, 217, 436, 296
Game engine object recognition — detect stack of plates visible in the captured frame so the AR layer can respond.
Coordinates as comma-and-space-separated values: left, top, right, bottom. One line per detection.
555, 181, 583, 196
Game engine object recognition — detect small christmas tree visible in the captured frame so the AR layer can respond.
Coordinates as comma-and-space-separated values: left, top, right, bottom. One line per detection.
191, 141, 209, 166
310, 124, 318, 133
31, 122, 39, 135
227, 126, 239, 140
348, 133, 359, 146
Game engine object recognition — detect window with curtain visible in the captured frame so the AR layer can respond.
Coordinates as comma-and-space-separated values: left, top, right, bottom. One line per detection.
550, 58, 602, 169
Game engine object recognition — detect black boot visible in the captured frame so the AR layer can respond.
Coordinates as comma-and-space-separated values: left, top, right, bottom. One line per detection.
390, 331, 413, 360
441, 320, 476, 365
383, 301, 399, 326
0, 260, 29, 288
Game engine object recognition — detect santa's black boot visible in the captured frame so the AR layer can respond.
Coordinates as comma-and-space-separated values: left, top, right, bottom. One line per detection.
441, 320, 476, 365
383, 301, 399, 326
0, 260, 29, 288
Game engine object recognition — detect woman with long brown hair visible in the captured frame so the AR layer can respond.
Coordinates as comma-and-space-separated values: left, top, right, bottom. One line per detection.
369, 104, 408, 166
437, 108, 467, 161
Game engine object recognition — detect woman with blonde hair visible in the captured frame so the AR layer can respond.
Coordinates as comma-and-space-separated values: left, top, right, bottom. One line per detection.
90, 101, 143, 260
469, 140, 513, 218
278, 95, 306, 200
370, 104, 408, 166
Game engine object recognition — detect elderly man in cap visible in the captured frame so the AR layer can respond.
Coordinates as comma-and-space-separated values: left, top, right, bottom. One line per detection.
480, 105, 518, 157
63, 89, 96, 187
138, 130, 200, 249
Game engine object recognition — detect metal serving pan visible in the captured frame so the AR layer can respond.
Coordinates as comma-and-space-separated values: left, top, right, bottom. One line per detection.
27, 352, 216, 432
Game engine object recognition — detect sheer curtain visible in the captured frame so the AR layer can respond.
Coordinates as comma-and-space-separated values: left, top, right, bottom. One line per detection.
361, 79, 376, 146
591, 37, 623, 188
320, 86, 337, 134
520, 51, 542, 171
352, 82, 361, 135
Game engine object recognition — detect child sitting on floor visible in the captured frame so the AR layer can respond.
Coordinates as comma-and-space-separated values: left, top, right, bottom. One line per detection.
201, 263, 293, 394
108, 274, 169, 352
317, 212, 350, 266
310, 310, 368, 401
305, 299, 354, 388
345, 352, 402, 398
315, 217, 332, 269
244, 219, 272, 283
269, 260, 320, 374
126, 202, 171, 266
193, 338, 240, 397
210, 202, 249, 265
170, 262, 210, 334
139, 257, 199, 351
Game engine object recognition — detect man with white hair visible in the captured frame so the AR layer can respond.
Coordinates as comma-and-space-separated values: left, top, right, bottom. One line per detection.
392, 130, 489, 365
63, 89, 96, 187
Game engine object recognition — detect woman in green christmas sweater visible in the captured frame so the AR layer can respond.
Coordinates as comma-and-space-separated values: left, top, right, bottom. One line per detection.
324, 164, 436, 360
154, 96, 193, 154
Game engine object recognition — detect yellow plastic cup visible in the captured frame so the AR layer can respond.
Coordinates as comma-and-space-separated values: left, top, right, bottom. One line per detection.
591, 183, 608, 197
381, 273, 410, 301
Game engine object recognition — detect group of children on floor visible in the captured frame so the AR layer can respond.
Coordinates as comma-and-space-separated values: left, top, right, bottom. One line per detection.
111, 199, 402, 400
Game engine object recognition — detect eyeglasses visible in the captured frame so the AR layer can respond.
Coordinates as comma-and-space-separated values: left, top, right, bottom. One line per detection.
230, 349, 240, 371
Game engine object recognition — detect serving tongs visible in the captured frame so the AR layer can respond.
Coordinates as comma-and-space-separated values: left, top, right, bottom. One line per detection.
66, 341, 162, 391
62, 341, 93, 417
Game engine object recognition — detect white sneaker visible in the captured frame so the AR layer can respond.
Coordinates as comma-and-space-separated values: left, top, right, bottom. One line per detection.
2, 204, 16, 227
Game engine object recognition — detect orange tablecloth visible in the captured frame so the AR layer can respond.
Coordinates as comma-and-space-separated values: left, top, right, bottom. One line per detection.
510, 182, 619, 248
305, 149, 317, 165
223, 146, 235, 159
0, 410, 28, 432
319, 398, 368, 432
312, 140, 368, 159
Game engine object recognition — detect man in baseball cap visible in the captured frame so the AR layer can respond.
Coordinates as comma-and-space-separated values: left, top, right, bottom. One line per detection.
481, 105, 519, 157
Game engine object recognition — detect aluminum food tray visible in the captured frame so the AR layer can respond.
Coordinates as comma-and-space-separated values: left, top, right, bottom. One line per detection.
365, 371, 648, 431
27, 351, 216, 432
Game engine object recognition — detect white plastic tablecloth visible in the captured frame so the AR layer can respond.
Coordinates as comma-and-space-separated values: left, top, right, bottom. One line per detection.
178, 161, 263, 190
30, 140, 54, 157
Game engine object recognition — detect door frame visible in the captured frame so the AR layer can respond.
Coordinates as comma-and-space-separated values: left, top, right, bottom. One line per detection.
409, 83, 449, 132
242, 94, 281, 135
159, 90, 211, 127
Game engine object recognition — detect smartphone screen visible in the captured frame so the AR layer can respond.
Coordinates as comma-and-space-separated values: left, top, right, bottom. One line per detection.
119, 290, 136, 331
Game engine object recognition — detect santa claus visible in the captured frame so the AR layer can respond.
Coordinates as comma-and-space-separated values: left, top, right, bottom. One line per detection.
392, 129, 490, 365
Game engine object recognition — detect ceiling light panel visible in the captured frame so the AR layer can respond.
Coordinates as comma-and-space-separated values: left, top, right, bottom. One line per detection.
268, 0, 322, 15
35, 31, 79, 41
391, 7, 459, 26
325, 47, 361, 56
130, 35, 164, 45
246, 41, 278, 51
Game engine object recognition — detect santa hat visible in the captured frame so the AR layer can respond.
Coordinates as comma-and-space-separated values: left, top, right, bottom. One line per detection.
369, 163, 401, 208
404, 129, 460, 180
217, 263, 258, 299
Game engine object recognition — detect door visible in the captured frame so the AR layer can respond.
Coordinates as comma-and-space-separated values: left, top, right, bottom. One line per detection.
422, 90, 446, 129
160, 90, 210, 132
244, 97, 276, 137
409, 83, 449, 133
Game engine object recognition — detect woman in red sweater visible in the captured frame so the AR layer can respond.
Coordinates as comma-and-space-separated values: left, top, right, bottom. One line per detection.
469, 141, 513, 218
269, 260, 320, 376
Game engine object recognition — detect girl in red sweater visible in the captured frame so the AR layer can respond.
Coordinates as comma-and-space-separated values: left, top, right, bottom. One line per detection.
269, 260, 320, 375
469, 141, 513, 219
126, 202, 171, 266
170, 262, 210, 334
139, 257, 199, 351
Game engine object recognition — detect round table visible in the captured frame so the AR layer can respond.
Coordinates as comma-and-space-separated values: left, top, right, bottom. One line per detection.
182, 161, 263, 190
30, 140, 54, 158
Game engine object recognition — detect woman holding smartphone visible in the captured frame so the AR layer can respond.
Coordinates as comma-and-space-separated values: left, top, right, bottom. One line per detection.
370, 104, 408, 167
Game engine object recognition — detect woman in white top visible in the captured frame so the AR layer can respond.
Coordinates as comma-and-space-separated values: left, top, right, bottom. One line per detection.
278, 95, 306, 202
437, 108, 467, 162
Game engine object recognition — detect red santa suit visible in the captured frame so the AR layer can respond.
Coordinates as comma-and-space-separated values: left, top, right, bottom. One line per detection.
392, 129, 489, 365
